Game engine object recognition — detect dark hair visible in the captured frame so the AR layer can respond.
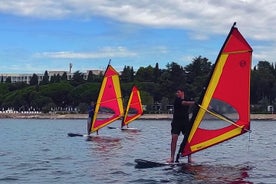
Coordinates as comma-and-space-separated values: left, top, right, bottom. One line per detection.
176, 87, 184, 92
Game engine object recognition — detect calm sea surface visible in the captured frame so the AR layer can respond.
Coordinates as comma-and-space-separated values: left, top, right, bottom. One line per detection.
0, 118, 275, 184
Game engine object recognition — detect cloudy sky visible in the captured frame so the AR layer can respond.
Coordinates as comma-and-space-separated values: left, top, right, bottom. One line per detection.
0, 0, 275, 74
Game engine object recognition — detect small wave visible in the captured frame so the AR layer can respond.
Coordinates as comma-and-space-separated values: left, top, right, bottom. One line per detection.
27, 168, 49, 172
124, 162, 136, 166
0, 176, 19, 181
109, 170, 128, 175
130, 178, 160, 183
51, 170, 72, 175
0, 151, 10, 156
49, 156, 72, 160
41, 148, 51, 152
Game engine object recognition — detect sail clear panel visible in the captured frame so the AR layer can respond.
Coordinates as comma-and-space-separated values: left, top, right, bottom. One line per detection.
199, 98, 239, 130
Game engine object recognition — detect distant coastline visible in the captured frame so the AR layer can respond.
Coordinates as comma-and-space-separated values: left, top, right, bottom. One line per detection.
0, 112, 276, 120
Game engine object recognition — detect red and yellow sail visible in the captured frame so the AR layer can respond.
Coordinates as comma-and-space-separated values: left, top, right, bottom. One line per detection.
90, 65, 124, 133
121, 85, 143, 128
180, 23, 252, 156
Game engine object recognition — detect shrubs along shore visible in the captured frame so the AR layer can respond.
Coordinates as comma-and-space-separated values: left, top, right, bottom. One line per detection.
0, 113, 173, 120
0, 113, 276, 120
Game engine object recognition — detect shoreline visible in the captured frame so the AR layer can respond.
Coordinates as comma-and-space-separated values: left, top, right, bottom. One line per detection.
0, 113, 276, 120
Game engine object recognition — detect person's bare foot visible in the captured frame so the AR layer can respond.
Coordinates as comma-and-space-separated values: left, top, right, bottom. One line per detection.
166, 158, 174, 163
188, 155, 192, 163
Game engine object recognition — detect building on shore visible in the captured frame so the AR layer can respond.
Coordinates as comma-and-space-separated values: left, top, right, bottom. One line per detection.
0, 63, 103, 84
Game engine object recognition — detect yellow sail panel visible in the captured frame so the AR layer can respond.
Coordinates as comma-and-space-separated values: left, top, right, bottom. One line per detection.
190, 126, 244, 152
90, 65, 124, 133
180, 23, 252, 158
188, 54, 229, 143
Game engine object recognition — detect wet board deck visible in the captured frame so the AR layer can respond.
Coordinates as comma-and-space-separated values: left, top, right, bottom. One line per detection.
67, 133, 122, 142
107, 126, 120, 129
134, 159, 186, 169
107, 126, 140, 131
121, 127, 139, 131
67, 132, 86, 137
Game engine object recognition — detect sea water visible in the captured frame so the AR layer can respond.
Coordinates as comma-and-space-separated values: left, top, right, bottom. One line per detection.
0, 119, 275, 183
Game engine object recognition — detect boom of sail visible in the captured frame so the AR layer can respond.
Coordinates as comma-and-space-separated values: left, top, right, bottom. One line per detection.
178, 23, 253, 159
90, 64, 124, 133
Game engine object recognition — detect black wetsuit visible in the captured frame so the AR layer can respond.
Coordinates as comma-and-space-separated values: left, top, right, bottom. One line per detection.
171, 97, 189, 135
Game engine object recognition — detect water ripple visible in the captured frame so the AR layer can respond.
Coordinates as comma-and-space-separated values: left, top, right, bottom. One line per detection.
0, 119, 274, 183
0, 176, 19, 181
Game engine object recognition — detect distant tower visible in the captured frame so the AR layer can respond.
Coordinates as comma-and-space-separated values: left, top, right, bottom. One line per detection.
69, 63, 72, 73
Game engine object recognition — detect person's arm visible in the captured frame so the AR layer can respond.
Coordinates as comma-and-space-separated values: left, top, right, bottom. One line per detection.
181, 100, 195, 106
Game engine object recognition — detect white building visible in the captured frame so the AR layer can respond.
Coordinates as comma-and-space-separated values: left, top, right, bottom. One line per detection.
1, 73, 44, 84
1, 69, 103, 84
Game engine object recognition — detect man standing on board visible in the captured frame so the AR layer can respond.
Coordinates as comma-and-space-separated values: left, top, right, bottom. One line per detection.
167, 88, 195, 163
87, 101, 95, 135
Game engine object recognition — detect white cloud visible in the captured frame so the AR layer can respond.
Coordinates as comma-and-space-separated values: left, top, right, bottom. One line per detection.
0, 1, 274, 32
34, 47, 137, 59
1, 0, 276, 66
253, 44, 276, 63
1, 0, 275, 40
1, 63, 43, 74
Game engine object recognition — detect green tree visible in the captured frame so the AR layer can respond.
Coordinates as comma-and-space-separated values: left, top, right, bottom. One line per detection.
135, 65, 154, 82
78, 102, 88, 113
121, 66, 134, 82
30, 74, 38, 86
95, 71, 104, 82
40, 70, 49, 85
87, 71, 95, 82
61, 72, 68, 81
70, 71, 85, 86
50, 74, 61, 83
0, 83, 8, 95
30, 93, 53, 111
140, 90, 153, 113
184, 56, 213, 98
50, 74, 56, 83
56, 74, 61, 83
121, 82, 135, 100
7, 82, 28, 91
251, 61, 275, 105
138, 82, 161, 102
40, 82, 74, 107
5, 76, 11, 83
69, 83, 99, 106
42, 102, 56, 113
158, 62, 187, 102
153, 63, 161, 83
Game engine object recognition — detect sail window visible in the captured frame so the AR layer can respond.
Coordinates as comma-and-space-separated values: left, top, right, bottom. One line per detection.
199, 98, 239, 130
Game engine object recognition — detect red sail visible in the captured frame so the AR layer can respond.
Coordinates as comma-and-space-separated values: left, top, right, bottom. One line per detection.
90, 65, 124, 133
181, 23, 252, 156
121, 85, 143, 127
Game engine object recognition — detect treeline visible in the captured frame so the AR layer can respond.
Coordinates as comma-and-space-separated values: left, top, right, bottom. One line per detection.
0, 56, 275, 113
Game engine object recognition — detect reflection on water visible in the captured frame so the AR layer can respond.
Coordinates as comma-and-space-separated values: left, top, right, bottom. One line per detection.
0, 119, 275, 183
86, 135, 122, 153
176, 163, 253, 184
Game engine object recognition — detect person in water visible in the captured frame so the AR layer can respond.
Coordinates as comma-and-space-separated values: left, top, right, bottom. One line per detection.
87, 101, 95, 135
167, 88, 195, 163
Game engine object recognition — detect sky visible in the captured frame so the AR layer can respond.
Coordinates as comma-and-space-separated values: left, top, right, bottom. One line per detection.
0, 0, 276, 74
